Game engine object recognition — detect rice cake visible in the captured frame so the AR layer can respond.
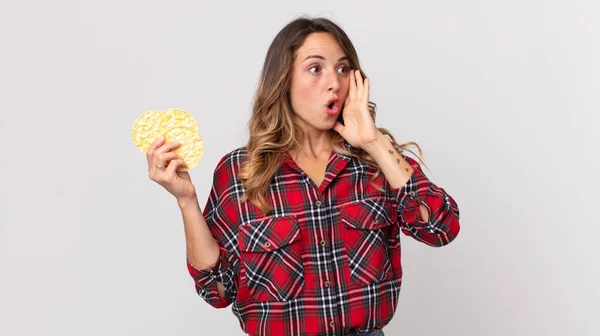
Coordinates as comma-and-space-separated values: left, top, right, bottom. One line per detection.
132, 108, 204, 170
131, 110, 162, 153
163, 127, 205, 171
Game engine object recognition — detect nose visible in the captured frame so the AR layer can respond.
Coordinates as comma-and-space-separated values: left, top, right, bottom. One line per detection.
327, 71, 340, 92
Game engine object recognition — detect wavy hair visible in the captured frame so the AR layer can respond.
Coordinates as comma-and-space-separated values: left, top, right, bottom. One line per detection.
239, 16, 425, 214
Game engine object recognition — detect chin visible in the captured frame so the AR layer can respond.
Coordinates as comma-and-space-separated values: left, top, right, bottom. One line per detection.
322, 117, 338, 126
294, 112, 336, 132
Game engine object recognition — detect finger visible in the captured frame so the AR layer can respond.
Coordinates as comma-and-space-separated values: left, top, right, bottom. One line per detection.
154, 141, 181, 157
157, 152, 182, 167
150, 159, 166, 178
332, 121, 345, 136
355, 70, 363, 98
146, 136, 164, 158
363, 77, 370, 101
149, 141, 180, 172
147, 136, 165, 171
349, 68, 356, 99
166, 158, 186, 175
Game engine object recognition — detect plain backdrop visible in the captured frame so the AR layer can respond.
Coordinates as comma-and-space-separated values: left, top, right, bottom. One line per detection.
1, 0, 599, 335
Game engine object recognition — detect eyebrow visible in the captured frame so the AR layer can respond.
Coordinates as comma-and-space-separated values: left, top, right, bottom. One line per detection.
303, 55, 350, 62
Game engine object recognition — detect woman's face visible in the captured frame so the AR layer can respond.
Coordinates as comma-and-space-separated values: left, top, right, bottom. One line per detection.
289, 32, 352, 134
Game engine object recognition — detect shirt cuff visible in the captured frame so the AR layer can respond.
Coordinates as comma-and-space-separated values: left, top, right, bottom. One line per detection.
389, 157, 432, 211
186, 247, 232, 308
387, 156, 461, 246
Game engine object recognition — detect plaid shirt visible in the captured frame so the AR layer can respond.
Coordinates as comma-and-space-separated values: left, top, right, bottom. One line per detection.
187, 142, 460, 336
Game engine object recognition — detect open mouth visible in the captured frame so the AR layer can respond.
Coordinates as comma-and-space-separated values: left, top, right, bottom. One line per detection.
325, 101, 340, 116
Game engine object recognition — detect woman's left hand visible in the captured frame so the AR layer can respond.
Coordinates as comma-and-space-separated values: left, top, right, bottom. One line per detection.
333, 69, 380, 150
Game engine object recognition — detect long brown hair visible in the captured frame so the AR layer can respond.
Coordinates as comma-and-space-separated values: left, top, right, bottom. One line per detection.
239, 16, 425, 214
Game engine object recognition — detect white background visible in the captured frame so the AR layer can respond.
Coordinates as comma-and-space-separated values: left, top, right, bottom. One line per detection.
1, 0, 598, 335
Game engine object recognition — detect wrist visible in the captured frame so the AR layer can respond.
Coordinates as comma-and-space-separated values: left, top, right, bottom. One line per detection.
177, 192, 199, 210
363, 131, 389, 157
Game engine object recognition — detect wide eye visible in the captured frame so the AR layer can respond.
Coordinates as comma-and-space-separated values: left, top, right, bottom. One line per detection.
309, 65, 322, 73
338, 65, 351, 74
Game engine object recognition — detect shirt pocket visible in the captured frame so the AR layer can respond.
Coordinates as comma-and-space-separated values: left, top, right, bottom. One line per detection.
238, 215, 305, 302
340, 198, 396, 287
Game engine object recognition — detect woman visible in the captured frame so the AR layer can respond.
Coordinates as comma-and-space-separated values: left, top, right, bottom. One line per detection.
147, 16, 460, 336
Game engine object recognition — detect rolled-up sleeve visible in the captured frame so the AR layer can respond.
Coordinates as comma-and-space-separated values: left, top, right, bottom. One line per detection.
187, 246, 237, 308
389, 155, 461, 247
186, 156, 240, 308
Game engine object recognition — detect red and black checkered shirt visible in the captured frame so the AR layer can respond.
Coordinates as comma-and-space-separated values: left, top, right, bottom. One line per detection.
187, 142, 460, 336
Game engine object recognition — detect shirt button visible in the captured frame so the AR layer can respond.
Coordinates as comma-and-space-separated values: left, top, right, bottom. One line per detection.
320, 240, 327, 247
264, 242, 271, 248
408, 191, 416, 197
315, 200, 322, 207
372, 219, 379, 225
329, 320, 335, 327
324, 281, 331, 288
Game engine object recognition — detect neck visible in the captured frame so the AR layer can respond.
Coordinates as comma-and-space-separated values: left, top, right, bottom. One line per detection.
291, 129, 333, 160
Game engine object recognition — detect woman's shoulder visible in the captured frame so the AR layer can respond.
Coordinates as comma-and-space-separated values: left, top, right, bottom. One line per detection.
212, 145, 248, 174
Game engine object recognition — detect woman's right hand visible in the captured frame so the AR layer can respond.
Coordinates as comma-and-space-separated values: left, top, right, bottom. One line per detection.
146, 136, 197, 203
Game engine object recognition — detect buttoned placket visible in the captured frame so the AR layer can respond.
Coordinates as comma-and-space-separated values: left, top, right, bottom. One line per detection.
284, 149, 352, 333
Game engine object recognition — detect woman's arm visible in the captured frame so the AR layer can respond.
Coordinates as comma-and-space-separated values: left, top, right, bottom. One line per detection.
183, 154, 241, 308
177, 195, 226, 299
365, 131, 461, 246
